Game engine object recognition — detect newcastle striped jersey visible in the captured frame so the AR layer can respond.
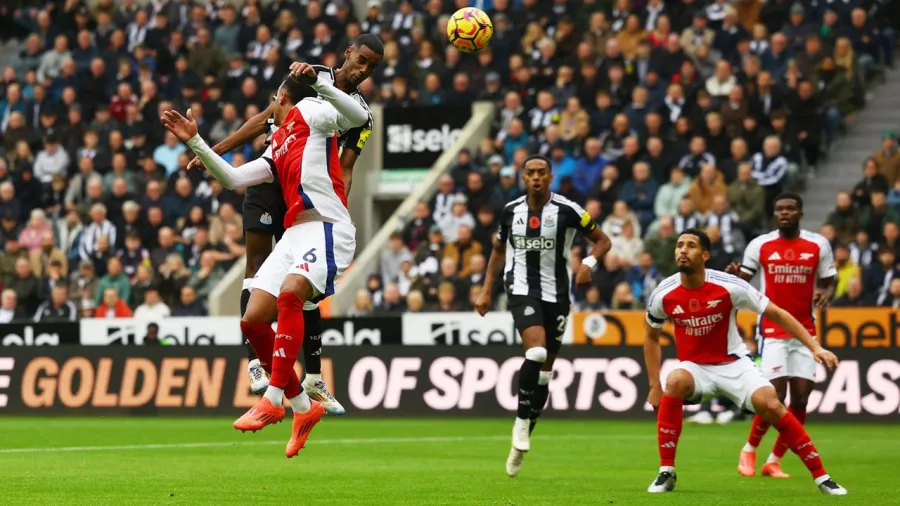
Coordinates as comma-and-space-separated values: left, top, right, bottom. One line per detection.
498, 193, 598, 304
265, 65, 373, 156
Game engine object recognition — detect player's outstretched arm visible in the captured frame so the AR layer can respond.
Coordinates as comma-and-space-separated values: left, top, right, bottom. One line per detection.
187, 102, 274, 170
161, 109, 274, 190
643, 323, 664, 410
290, 62, 368, 130
762, 302, 839, 369
475, 239, 506, 316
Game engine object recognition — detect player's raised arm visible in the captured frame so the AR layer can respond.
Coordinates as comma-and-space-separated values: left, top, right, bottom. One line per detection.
290, 62, 368, 130
187, 101, 274, 171
161, 109, 274, 190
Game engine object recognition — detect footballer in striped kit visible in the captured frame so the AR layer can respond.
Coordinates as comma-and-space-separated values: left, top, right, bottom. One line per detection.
475, 154, 611, 478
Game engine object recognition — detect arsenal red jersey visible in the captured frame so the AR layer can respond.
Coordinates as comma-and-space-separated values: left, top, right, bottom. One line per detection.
739, 230, 835, 339
262, 99, 349, 229
646, 270, 770, 364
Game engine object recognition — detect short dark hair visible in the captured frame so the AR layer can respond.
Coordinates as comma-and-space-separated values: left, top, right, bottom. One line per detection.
279, 74, 317, 103
523, 154, 552, 171
678, 228, 711, 251
774, 192, 803, 210
353, 33, 384, 56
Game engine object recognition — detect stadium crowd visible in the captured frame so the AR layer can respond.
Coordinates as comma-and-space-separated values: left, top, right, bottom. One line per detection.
359, 0, 900, 315
0, 0, 896, 323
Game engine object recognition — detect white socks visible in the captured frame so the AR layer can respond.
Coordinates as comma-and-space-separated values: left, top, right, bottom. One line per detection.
742, 443, 757, 453
262, 385, 311, 413
814, 474, 831, 486
289, 391, 311, 413
659, 466, 675, 473
305, 373, 322, 383
766, 453, 781, 464
263, 385, 284, 406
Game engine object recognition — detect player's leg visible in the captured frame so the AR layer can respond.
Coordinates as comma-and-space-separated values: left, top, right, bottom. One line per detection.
764, 341, 817, 476
745, 365, 846, 494
528, 303, 567, 435
646, 366, 702, 493
739, 337, 788, 476
300, 302, 346, 415
243, 229, 275, 394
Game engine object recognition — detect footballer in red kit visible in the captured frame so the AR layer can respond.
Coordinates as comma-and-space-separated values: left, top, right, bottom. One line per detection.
643, 228, 845, 495
727, 193, 837, 479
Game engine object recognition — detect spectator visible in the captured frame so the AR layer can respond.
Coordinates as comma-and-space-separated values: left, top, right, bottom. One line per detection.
18, 209, 52, 253
434, 281, 463, 312
0, 289, 25, 323
37, 35, 72, 82
861, 191, 900, 244
833, 245, 862, 299
578, 285, 608, 311
678, 136, 716, 178
832, 276, 872, 307
7, 257, 40, 314
430, 174, 456, 224
348, 289, 374, 317
33, 134, 70, 185
493, 167, 522, 206
117, 232, 151, 280
618, 162, 659, 233
706, 60, 738, 99
874, 131, 900, 187
443, 225, 484, 278
151, 227, 182, 269
438, 194, 476, 243
853, 158, 890, 209
134, 288, 171, 319
627, 252, 662, 304
850, 231, 878, 270
29, 230, 67, 278
405, 289, 426, 313
654, 167, 691, 220
187, 251, 225, 302
610, 220, 644, 266
159, 253, 192, 307
707, 195, 746, 255
610, 282, 642, 310
153, 131, 187, 176
688, 164, 727, 214
728, 162, 766, 236
381, 231, 414, 286
816, 56, 853, 145
863, 247, 900, 304
751, 136, 788, 215
644, 216, 678, 276
33, 285, 77, 322
880, 278, 900, 308
68, 260, 98, 310
377, 283, 405, 314
827, 191, 860, 246
602, 201, 642, 239
571, 138, 607, 197
80, 203, 117, 261
94, 257, 131, 305
95, 287, 133, 318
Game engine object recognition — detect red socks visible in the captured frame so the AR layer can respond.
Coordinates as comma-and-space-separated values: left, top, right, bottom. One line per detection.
270, 292, 306, 397
746, 414, 771, 449
241, 317, 301, 398
772, 407, 806, 459
774, 410, 826, 479
657, 395, 684, 467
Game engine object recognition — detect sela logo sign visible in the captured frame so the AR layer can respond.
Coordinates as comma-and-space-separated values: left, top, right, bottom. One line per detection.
80, 318, 244, 345
383, 105, 469, 169
386, 124, 461, 154
512, 235, 556, 250
2, 326, 60, 346
403, 313, 519, 346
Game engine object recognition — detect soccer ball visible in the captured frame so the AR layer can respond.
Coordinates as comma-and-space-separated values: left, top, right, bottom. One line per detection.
447, 7, 493, 53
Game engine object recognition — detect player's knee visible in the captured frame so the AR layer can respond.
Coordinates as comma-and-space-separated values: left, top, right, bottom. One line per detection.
280, 275, 313, 301
525, 346, 547, 363
790, 395, 810, 410
753, 390, 785, 417
664, 369, 694, 399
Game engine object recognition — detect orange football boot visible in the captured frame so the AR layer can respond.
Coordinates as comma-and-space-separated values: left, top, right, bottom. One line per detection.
761, 461, 791, 478
233, 397, 285, 432
286, 401, 325, 458
738, 451, 757, 477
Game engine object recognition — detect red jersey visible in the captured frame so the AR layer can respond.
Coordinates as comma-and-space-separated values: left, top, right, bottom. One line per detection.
262, 99, 349, 229
646, 270, 770, 364
740, 230, 835, 339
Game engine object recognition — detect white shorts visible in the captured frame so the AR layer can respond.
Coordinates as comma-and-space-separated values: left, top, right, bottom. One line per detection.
673, 356, 772, 412
759, 337, 816, 381
251, 220, 356, 302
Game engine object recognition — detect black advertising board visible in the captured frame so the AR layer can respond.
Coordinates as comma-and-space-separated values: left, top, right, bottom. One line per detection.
0, 347, 897, 421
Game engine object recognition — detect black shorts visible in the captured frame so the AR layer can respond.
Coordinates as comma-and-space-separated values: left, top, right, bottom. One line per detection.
507, 295, 570, 354
243, 180, 286, 241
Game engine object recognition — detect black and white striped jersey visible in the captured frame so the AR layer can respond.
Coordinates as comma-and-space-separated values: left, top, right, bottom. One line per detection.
264, 65, 373, 155
497, 193, 598, 304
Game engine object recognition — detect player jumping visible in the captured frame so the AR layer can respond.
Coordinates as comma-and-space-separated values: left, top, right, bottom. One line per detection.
162, 61, 369, 457
475, 155, 612, 478
726, 193, 836, 478
186, 35, 383, 413
644, 228, 846, 495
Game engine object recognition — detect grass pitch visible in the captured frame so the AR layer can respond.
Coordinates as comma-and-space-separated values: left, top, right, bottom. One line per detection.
0, 417, 896, 505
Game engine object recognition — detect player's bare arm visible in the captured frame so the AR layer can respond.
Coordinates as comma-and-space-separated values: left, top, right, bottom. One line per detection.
186, 101, 274, 170
476, 237, 506, 316
576, 226, 612, 286
725, 262, 753, 281
340, 147, 359, 198
643, 322, 663, 410
813, 275, 836, 308
762, 302, 839, 369
161, 109, 274, 189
